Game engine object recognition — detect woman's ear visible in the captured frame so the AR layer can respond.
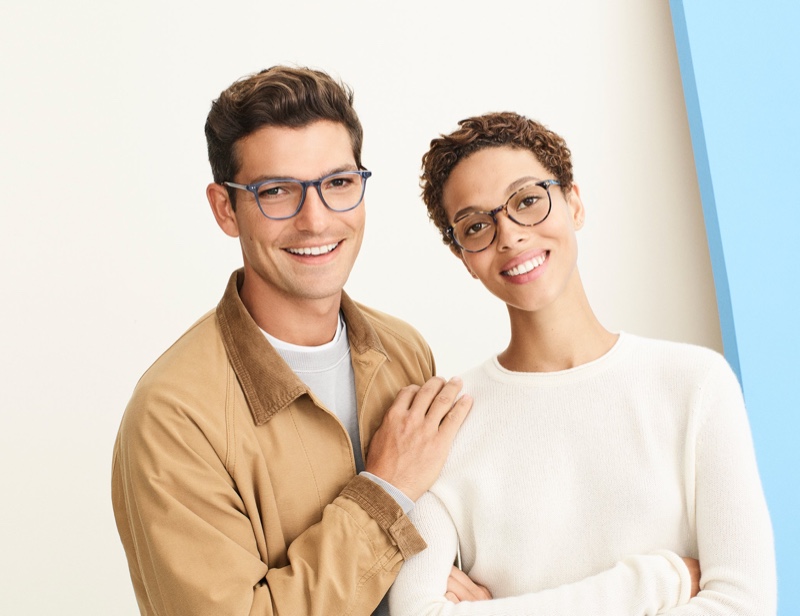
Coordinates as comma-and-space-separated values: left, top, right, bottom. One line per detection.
566, 183, 585, 230
207, 183, 240, 238
450, 244, 479, 279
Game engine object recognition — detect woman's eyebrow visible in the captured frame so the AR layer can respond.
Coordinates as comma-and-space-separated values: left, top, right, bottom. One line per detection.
506, 175, 542, 194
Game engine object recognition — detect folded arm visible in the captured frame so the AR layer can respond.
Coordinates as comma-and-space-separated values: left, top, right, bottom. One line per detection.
389, 492, 694, 616
659, 359, 776, 614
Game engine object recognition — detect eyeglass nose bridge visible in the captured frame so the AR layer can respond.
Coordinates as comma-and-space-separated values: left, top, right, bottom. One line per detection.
294, 178, 330, 214
448, 202, 523, 252
486, 202, 527, 247
491, 198, 538, 229
293, 173, 369, 216
487, 202, 513, 224
450, 184, 556, 252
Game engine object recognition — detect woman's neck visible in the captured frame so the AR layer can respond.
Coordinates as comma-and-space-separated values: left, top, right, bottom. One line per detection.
498, 288, 617, 373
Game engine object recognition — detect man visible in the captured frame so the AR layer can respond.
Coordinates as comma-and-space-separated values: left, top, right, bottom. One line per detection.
111, 66, 477, 616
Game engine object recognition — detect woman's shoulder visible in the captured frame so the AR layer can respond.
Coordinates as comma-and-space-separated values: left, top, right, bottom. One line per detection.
623, 332, 723, 360
621, 332, 736, 384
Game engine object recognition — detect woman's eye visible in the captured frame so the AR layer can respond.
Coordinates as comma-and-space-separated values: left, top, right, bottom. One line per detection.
464, 221, 490, 236
517, 195, 539, 210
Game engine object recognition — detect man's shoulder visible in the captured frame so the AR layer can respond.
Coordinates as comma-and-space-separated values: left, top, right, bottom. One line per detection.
120, 308, 230, 434
140, 308, 226, 383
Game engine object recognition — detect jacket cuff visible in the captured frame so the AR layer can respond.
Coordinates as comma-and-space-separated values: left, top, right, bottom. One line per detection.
341, 475, 427, 558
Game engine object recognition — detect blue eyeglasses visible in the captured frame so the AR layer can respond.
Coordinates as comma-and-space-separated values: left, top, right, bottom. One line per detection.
224, 170, 372, 220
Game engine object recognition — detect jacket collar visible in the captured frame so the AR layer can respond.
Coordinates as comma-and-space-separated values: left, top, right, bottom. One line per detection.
216, 269, 388, 425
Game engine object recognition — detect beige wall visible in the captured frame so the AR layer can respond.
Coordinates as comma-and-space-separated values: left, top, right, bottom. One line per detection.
347, 0, 721, 374
0, 0, 719, 613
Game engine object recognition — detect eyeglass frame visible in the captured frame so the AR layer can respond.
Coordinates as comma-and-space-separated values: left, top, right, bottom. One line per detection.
447, 179, 561, 253
223, 169, 372, 220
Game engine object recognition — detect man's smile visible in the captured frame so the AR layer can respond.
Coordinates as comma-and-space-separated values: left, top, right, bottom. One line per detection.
285, 241, 341, 256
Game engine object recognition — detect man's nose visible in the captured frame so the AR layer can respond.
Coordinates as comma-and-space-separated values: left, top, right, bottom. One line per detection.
293, 185, 330, 231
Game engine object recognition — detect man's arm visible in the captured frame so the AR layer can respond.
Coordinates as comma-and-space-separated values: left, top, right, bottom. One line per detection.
112, 376, 471, 616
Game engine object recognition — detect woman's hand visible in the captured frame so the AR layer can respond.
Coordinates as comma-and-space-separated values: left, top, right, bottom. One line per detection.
682, 557, 701, 598
445, 566, 492, 603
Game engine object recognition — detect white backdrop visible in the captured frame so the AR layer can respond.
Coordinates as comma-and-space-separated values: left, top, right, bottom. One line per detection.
0, 1, 721, 613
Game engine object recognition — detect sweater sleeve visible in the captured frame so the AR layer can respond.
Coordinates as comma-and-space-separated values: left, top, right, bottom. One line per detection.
661, 357, 776, 615
389, 492, 691, 616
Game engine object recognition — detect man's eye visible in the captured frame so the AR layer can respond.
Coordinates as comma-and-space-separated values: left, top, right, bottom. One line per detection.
258, 186, 281, 198
324, 175, 355, 190
257, 183, 295, 200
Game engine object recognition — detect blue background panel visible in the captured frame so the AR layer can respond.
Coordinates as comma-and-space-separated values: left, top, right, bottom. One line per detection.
671, 1, 800, 613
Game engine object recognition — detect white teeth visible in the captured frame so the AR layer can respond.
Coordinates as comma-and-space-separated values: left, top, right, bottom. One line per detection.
287, 242, 339, 256
503, 253, 546, 277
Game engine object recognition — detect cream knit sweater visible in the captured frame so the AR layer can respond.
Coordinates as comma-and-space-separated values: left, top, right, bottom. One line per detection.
389, 333, 775, 615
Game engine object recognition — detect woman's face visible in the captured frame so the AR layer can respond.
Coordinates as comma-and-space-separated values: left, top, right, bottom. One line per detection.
442, 146, 585, 315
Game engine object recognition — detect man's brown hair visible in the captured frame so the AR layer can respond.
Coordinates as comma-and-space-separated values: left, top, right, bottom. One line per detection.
205, 66, 363, 207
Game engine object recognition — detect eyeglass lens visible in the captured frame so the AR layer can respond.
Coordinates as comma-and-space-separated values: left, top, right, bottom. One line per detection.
453, 183, 551, 252
255, 172, 366, 218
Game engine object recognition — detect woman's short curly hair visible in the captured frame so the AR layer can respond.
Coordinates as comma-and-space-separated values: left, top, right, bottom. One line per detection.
421, 112, 573, 246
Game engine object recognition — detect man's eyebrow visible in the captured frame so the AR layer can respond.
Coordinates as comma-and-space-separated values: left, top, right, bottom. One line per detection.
246, 164, 360, 185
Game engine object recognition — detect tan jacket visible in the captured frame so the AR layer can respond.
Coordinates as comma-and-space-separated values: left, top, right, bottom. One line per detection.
112, 270, 432, 616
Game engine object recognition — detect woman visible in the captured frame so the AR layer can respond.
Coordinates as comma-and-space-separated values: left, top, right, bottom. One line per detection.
389, 112, 775, 615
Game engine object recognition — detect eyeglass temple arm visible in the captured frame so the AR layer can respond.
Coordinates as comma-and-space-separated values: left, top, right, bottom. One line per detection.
223, 181, 250, 191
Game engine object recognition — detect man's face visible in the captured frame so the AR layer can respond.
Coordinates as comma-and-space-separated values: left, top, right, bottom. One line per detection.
211, 120, 366, 312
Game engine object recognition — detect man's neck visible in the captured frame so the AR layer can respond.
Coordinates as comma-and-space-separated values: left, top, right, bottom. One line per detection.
239, 277, 342, 347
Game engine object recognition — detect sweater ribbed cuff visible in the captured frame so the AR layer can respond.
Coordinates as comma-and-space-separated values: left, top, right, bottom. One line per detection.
653, 549, 692, 606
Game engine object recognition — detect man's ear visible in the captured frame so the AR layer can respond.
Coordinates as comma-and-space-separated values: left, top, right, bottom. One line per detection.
566, 183, 585, 230
207, 183, 240, 238
450, 243, 479, 279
